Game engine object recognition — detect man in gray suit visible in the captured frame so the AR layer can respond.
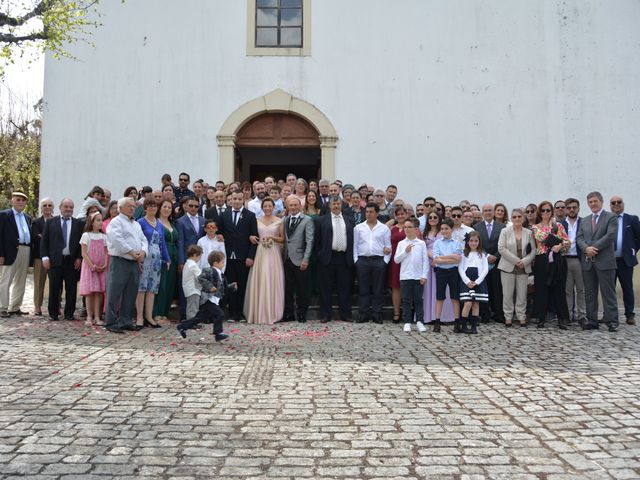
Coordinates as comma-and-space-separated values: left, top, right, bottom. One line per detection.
282, 196, 315, 323
576, 191, 619, 332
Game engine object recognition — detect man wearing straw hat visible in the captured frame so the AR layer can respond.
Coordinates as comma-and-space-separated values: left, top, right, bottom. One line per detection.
0, 191, 33, 317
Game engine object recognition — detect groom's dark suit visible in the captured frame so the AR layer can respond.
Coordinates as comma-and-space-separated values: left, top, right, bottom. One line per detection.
217, 207, 258, 320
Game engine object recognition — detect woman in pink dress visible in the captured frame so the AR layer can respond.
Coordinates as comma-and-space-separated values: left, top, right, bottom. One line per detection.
79, 212, 108, 326
243, 198, 285, 324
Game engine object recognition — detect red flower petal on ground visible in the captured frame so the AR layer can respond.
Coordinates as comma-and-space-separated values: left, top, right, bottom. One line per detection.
73, 383, 82, 387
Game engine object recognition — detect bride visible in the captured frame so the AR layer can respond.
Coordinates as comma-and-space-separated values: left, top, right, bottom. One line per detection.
243, 198, 285, 324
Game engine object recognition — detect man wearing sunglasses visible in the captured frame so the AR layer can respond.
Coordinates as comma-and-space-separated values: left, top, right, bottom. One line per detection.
177, 196, 205, 320
609, 196, 640, 325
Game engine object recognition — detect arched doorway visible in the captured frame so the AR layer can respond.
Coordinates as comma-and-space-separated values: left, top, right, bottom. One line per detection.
217, 89, 338, 182
235, 113, 321, 181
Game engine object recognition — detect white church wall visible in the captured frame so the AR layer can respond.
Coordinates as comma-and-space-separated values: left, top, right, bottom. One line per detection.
41, 0, 640, 210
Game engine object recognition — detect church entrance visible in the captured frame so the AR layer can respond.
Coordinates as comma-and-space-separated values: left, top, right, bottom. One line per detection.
234, 113, 321, 182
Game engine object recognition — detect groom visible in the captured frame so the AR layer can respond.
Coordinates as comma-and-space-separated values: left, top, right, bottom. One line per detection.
217, 191, 258, 321
282, 196, 314, 323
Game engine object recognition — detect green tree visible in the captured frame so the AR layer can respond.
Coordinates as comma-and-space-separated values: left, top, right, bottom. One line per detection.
0, 102, 41, 215
0, 0, 118, 68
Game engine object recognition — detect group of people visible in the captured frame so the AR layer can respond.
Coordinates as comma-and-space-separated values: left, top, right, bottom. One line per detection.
0, 172, 638, 339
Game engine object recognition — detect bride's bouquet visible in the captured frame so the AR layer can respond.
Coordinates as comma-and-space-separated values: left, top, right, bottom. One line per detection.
260, 237, 274, 249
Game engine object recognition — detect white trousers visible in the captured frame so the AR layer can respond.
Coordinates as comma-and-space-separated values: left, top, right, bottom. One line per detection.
0, 245, 30, 312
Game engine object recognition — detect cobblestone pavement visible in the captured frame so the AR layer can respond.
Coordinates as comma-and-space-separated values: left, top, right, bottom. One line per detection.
0, 311, 639, 480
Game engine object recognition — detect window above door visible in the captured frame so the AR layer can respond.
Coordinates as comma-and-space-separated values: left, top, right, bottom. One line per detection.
247, 0, 311, 56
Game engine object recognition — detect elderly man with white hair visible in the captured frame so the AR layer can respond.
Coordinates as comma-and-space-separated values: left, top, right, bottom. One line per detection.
104, 197, 148, 333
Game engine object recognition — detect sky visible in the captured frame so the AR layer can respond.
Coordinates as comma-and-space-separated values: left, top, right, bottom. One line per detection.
0, 48, 45, 121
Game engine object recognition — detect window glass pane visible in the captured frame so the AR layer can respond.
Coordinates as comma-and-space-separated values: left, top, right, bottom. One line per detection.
257, 0, 277, 7
280, 0, 302, 7
281, 8, 302, 27
280, 27, 302, 46
256, 28, 278, 46
256, 8, 278, 26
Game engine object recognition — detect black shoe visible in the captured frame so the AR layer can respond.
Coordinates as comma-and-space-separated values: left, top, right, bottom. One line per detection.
215, 333, 229, 342
392, 315, 401, 324
121, 324, 137, 331
0, 311, 9, 318
608, 325, 618, 332
340, 315, 351, 322
460, 318, 468, 334
144, 319, 161, 329
49, 315, 59, 321
298, 318, 307, 323
321, 318, 330, 323
106, 326, 124, 334
432, 320, 441, 333
177, 326, 187, 339
469, 317, 478, 335
537, 321, 545, 328
281, 315, 295, 322
372, 318, 383, 324
64, 316, 75, 321
9, 309, 28, 316
453, 320, 462, 333
480, 317, 491, 324
581, 323, 598, 330
34, 311, 43, 317
355, 315, 369, 323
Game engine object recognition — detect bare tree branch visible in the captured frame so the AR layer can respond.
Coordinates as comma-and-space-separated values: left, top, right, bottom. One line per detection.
0, 1, 49, 29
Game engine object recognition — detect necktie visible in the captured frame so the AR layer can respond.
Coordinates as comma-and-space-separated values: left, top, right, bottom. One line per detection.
62, 217, 69, 250
290, 216, 298, 231
486, 222, 492, 237
333, 215, 346, 251
233, 210, 240, 225
191, 215, 198, 232
592, 214, 598, 232
218, 207, 223, 217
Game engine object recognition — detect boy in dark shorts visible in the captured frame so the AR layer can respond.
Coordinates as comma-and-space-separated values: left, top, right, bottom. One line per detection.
432, 218, 463, 332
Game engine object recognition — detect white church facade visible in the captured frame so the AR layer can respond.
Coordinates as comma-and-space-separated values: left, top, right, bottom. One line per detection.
41, 0, 640, 209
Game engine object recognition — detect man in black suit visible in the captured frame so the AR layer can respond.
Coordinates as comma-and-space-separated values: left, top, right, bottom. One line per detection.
204, 189, 228, 224
315, 196, 355, 322
320, 183, 354, 221
0, 191, 32, 317
41, 198, 83, 321
217, 191, 258, 321
474, 204, 506, 323
610, 195, 640, 325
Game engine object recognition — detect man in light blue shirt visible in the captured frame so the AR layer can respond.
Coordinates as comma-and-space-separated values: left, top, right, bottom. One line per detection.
0, 192, 32, 317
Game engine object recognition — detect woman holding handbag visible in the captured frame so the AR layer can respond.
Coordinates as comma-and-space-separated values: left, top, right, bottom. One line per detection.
531, 201, 571, 329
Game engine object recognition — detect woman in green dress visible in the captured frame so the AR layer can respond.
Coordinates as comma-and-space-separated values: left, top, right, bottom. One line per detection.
153, 199, 180, 321
304, 190, 321, 296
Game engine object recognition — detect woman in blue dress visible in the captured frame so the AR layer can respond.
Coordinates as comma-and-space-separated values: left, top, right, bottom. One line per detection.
135, 199, 170, 328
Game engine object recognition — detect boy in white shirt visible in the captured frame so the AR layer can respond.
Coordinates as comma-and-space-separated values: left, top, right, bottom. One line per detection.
182, 245, 203, 319
394, 217, 429, 332
197, 219, 226, 269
